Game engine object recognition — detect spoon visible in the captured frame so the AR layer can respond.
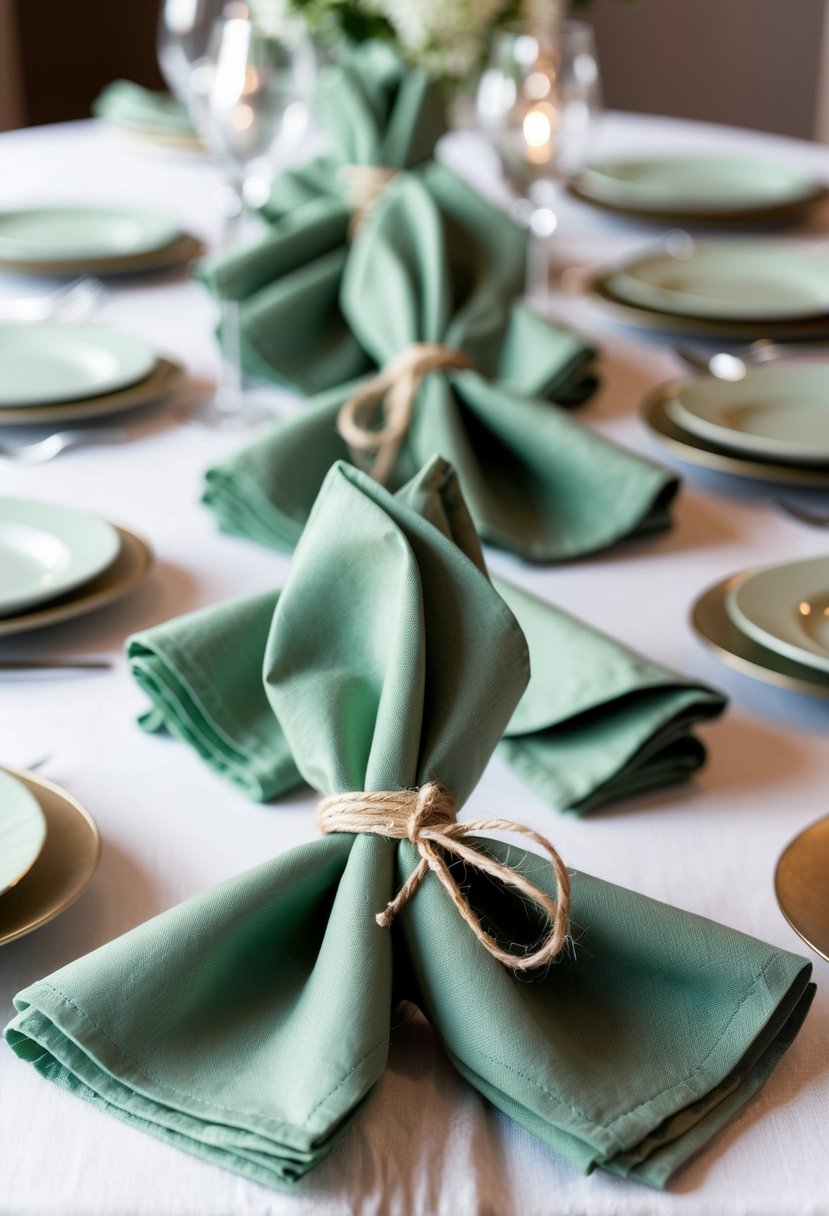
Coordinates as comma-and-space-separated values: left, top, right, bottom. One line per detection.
674, 338, 829, 382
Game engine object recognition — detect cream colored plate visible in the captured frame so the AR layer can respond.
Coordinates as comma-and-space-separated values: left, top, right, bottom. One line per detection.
775, 815, 829, 963
0, 358, 183, 426
728, 557, 829, 675
0, 232, 204, 278
0, 767, 100, 947
0, 525, 153, 638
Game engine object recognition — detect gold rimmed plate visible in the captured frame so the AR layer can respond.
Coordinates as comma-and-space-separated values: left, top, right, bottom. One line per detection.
0, 767, 100, 947
0, 525, 153, 638
691, 573, 829, 698
641, 386, 829, 487
0, 357, 184, 426
0, 232, 204, 278
775, 815, 829, 964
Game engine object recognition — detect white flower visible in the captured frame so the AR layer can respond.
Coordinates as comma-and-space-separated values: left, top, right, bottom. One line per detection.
364, 0, 511, 78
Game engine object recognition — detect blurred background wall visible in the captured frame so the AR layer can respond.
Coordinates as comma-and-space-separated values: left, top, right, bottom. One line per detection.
1, 0, 828, 140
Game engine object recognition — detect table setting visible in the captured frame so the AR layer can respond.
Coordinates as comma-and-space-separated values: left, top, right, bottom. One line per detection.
2, 2, 829, 1215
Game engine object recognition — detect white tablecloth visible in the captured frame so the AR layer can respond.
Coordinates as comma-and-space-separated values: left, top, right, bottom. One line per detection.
1, 113, 828, 1216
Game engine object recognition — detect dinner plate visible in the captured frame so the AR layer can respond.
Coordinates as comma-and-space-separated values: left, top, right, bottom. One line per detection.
0, 356, 183, 426
0, 323, 156, 408
605, 244, 829, 323
727, 557, 829, 675
775, 814, 829, 964
667, 364, 829, 464
0, 498, 121, 617
0, 767, 100, 947
0, 524, 152, 637
572, 155, 825, 219
691, 574, 829, 698
0, 206, 179, 262
0, 232, 204, 278
0, 769, 47, 896
641, 387, 829, 487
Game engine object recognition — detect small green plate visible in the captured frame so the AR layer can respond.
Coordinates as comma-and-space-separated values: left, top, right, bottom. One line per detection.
0, 324, 156, 407
727, 557, 829, 676
0, 769, 47, 896
607, 243, 829, 323
0, 497, 121, 616
0, 206, 180, 262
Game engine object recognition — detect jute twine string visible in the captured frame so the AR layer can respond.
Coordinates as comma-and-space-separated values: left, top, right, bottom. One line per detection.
316, 780, 571, 972
338, 164, 399, 235
337, 342, 473, 485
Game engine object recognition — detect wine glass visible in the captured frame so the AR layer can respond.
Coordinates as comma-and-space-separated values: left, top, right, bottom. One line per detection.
156, 0, 225, 142
476, 21, 602, 303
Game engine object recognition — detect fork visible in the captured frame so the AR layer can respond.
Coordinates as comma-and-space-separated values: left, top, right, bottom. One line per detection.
0, 277, 107, 324
0, 427, 127, 465
774, 498, 829, 528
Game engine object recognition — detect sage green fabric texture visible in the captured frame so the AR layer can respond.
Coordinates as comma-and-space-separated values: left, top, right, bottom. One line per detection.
195, 41, 447, 395
203, 168, 674, 562
6, 458, 814, 1191
92, 80, 195, 135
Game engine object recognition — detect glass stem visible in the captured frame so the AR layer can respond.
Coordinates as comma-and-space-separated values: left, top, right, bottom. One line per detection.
215, 181, 245, 415
526, 224, 551, 308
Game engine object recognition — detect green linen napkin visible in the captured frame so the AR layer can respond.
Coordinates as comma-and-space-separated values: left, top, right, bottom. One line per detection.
8, 458, 813, 1192
92, 79, 195, 136
202, 166, 673, 562
495, 578, 727, 813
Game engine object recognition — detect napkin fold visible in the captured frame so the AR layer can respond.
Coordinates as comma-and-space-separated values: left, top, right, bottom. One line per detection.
92, 80, 195, 137
7, 457, 813, 1191
203, 165, 674, 562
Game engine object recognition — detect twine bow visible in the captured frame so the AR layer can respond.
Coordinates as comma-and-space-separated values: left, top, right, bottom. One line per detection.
338, 164, 399, 235
316, 781, 570, 972
337, 342, 473, 485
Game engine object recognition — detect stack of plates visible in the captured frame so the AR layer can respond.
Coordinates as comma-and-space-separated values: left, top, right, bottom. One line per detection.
0, 206, 203, 276
0, 497, 152, 637
692, 555, 829, 698
591, 240, 829, 339
0, 766, 100, 946
0, 323, 183, 425
570, 153, 827, 224
643, 363, 829, 486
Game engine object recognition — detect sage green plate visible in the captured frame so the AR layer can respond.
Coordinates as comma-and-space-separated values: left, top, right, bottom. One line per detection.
0, 206, 180, 262
0, 767, 100, 947
692, 574, 829, 698
573, 155, 825, 217
667, 364, 829, 464
0, 498, 120, 616
727, 557, 829, 676
0, 324, 156, 407
606, 243, 829, 323
775, 814, 829, 964
0, 769, 47, 896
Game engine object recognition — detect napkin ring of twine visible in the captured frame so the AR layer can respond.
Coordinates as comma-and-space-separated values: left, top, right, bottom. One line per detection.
338, 164, 399, 235
337, 342, 473, 486
316, 781, 571, 972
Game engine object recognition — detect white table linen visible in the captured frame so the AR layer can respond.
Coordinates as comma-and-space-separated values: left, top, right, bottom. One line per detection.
1, 113, 828, 1216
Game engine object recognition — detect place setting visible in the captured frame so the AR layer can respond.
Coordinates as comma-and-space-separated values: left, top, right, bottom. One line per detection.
0, 496, 153, 639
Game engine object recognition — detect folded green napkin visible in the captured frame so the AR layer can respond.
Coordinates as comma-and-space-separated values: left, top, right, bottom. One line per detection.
8, 457, 813, 1191
495, 578, 727, 813
92, 79, 195, 136
202, 166, 673, 562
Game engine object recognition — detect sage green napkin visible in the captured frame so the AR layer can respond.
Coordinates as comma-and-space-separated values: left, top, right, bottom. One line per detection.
203, 167, 671, 562
194, 41, 447, 394
495, 579, 727, 813
92, 79, 195, 136
8, 458, 813, 1192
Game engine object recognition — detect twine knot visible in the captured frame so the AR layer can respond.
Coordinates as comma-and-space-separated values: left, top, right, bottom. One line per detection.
337, 342, 473, 485
316, 780, 571, 972
338, 164, 399, 235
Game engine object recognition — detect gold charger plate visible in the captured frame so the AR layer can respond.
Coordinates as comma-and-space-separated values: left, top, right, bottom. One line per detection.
641, 386, 829, 487
0, 232, 204, 277
0, 525, 153, 638
0, 767, 100, 947
568, 180, 828, 226
775, 815, 829, 963
691, 574, 829, 698
0, 357, 183, 426
590, 275, 829, 340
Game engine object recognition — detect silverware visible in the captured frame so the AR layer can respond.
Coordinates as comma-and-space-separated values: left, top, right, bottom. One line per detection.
0, 426, 128, 464
0, 659, 112, 675
674, 338, 829, 381
0, 277, 107, 324
773, 498, 829, 527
